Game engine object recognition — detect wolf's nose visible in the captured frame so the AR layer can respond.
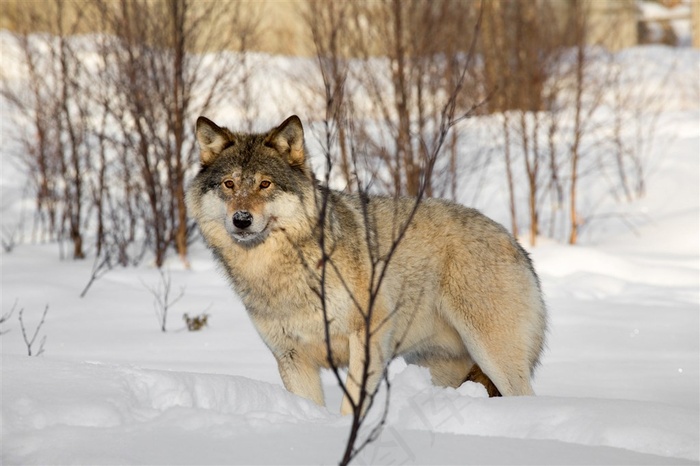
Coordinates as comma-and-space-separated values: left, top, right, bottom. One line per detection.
233, 211, 253, 229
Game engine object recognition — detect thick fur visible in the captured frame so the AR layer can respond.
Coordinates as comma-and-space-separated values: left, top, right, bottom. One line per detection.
186, 115, 547, 414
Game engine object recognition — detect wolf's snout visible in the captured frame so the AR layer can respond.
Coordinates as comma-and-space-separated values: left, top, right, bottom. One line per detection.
232, 211, 253, 229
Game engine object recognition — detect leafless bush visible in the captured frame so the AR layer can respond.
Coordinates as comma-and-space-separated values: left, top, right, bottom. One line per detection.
2, 223, 22, 253
1, 3, 70, 249
93, 0, 262, 268
79, 242, 116, 298
0, 180, 30, 253
2, 0, 263, 267
481, 0, 584, 246
18, 304, 50, 356
142, 268, 185, 332
477, 0, 661, 245
303, 0, 482, 200
607, 51, 677, 202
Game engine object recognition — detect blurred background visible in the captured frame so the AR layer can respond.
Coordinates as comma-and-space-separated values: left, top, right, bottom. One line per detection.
1, 0, 697, 268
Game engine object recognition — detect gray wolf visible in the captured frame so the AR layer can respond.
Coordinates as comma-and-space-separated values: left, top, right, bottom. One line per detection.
186, 115, 547, 415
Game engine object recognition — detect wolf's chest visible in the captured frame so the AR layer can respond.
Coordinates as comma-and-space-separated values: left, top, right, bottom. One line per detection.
223, 236, 357, 345
235, 261, 355, 346
239, 271, 352, 326
231, 250, 320, 311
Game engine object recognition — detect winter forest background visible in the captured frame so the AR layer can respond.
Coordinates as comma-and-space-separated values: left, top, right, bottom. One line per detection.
1, 1, 699, 465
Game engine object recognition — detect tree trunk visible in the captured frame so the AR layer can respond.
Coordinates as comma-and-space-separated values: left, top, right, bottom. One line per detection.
171, 0, 190, 267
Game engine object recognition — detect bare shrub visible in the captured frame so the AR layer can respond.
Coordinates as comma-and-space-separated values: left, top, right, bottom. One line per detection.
93, 0, 263, 267
142, 268, 185, 332
2, 222, 22, 253
303, 0, 482, 199
2, 0, 263, 267
5, 1, 95, 258
18, 304, 50, 356
477, 0, 656, 245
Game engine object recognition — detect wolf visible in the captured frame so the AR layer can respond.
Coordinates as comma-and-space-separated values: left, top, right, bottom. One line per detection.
186, 115, 547, 415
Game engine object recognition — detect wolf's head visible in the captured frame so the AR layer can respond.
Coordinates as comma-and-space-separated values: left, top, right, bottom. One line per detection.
187, 115, 315, 246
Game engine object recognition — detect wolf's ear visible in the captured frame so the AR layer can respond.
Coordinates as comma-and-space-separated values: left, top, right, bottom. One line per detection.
196, 116, 232, 165
264, 115, 305, 167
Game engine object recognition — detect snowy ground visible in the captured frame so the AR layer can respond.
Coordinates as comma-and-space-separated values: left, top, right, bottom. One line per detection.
2, 44, 699, 464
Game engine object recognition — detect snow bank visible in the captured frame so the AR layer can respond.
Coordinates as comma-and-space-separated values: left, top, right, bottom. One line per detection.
388, 366, 699, 461
2, 356, 332, 464
2, 357, 697, 465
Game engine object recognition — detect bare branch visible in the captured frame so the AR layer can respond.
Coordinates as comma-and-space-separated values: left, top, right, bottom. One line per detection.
302, 2, 485, 463
18, 304, 49, 356
142, 268, 185, 332
0, 300, 19, 336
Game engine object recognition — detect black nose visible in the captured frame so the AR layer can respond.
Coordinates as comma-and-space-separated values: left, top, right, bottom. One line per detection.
232, 211, 253, 229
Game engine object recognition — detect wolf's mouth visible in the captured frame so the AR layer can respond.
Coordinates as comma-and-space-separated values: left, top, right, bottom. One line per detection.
232, 231, 258, 239
231, 221, 271, 244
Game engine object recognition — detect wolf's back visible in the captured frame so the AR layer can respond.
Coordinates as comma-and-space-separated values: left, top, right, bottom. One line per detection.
335, 192, 547, 372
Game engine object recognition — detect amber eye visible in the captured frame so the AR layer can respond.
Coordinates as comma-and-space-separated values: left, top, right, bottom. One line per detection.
223, 179, 235, 189
259, 180, 271, 189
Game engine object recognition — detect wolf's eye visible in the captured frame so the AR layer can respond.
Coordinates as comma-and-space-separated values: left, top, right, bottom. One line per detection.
259, 180, 271, 189
223, 179, 235, 189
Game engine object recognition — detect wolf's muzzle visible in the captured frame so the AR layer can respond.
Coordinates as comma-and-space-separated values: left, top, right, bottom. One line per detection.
232, 211, 253, 229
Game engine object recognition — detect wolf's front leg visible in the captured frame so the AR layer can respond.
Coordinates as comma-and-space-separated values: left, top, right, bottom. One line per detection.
340, 331, 386, 416
276, 351, 324, 406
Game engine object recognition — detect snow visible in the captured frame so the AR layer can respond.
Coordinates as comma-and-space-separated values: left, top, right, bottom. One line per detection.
1, 34, 699, 465
2, 355, 697, 464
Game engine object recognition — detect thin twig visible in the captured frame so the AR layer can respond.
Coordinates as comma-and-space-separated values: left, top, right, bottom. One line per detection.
18, 304, 49, 356
141, 268, 185, 332
0, 299, 18, 335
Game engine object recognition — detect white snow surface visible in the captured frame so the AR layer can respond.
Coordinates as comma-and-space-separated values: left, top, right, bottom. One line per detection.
1, 39, 699, 464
